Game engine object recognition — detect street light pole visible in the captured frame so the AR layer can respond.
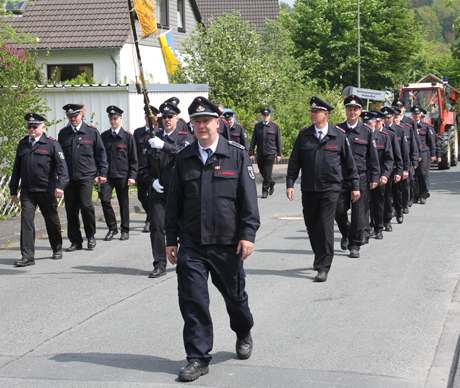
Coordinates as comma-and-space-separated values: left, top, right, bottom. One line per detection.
357, 0, 361, 88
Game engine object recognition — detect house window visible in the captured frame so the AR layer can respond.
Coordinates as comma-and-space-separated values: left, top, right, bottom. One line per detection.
156, 0, 169, 28
177, 0, 185, 32
47, 64, 94, 83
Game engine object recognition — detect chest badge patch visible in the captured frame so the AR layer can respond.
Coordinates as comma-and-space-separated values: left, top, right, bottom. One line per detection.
248, 165, 255, 180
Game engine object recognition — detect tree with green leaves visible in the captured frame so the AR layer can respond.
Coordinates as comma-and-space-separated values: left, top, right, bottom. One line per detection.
290, 0, 424, 90
0, 22, 47, 174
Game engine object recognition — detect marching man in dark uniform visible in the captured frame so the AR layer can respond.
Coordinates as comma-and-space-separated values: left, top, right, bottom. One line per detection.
381, 106, 403, 231
10, 113, 69, 267
165, 96, 260, 382
335, 95, 380, 258
133, 105, 159, 233
58, 104, 108, 251
99, 106, 138, 241
146, 99, 194, 278
411, 106, 436, 204
364, 111, 394, 240
286, 97, 359, 282
222, 109, 247, 148
249, 108, 282, 198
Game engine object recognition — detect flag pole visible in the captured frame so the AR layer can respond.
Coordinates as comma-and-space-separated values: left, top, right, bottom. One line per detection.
127, 0, 156, 137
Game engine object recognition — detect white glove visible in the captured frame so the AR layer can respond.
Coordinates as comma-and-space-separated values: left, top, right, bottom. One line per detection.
148, 137, 165, 149
152, 179, 164, 193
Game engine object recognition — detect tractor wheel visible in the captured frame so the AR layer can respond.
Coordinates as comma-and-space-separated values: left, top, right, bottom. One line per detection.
451, 128, 458, 166
439, 132, 451, 170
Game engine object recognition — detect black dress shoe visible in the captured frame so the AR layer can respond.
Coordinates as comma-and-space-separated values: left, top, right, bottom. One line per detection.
396, 215, 404, 224
236, 332, 253, 360
403, 207, 409, 214
419, 198, 426, 204
66, 243, 82, 252
104, 230, 118, 241
87, 238, 97, 250
148, 267, 166, 278
340, 236, 348, 251
52, 251, 63, 260
375, 231, 383, 240
384, 223, 392, 232
349, 247, 360, 258
314, 271, 328, 282
119, 232, 129, 241
14, 258, 35, 267
178, 360, 209, 382
261, 191, 268, 199
142, 221, 150, 233
268, 185, 275, 196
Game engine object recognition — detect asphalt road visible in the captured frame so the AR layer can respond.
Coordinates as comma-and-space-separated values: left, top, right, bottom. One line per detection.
0, 166, 459, 388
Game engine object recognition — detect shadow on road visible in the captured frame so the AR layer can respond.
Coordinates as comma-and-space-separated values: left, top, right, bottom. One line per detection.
72, 265, 174, 277
246, 267, 316, 280
0, 268, 26, 275
430, 170, 460, 195
51, 351, 235, 376
256, 248, 314, 255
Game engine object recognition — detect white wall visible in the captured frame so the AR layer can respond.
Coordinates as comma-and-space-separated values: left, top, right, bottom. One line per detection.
35, 84, 209, 138
119, 44, 169, 85
37, 49, 119, 84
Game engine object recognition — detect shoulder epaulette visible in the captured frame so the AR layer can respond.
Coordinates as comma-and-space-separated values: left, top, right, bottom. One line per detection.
228, 140, 245, 150
382, 130, 389, 135
177, 142, 192, 154
48, 136, 56, 141
335, 125, 346, 134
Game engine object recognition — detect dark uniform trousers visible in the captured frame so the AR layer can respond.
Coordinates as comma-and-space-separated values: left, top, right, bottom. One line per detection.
392, 179, 404, 216
383, 179, 394, 224
302, 191, 340, 272
99, 178, 130, 233
64, 179, 95, 244
402, 168, 415, 208
370, 185, 386, 232
177, 240, 254, 364
136, 177, 151, 222
20, 191, 62, 259
415, 152, 430, 200
257, 155, 275, 194
336, 174, 370, 248
148, 191, 166, 269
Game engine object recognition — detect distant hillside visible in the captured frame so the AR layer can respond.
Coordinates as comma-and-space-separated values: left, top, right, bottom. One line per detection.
410, 0, 460, 43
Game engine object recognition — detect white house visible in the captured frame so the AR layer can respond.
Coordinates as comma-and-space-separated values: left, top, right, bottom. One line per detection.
5, 0, 201, 84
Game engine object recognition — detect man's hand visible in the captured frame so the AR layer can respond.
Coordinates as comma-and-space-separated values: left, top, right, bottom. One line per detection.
437, 157, 442, 163
10, 195, 19, 205
128, 178, 136, 186
152, 179, 164, 193
431, 156, 437, 162
55, 188, 64, 198
276, 156, 282, 163
369, 181, 378, 190
379, 176, 388, 186
394, 174, 401, 183
236, 240, 255, 261
402, 171, 409, 180
250, 155, 255, 163
148, 137, 165, 150
95, 176, 107, 184
166, 246, 178, 265
351, 190, 361, 203
286, 188, 294, 201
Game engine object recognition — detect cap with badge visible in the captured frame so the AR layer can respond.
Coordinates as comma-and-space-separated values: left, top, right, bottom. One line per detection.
106, 105, 123, 117
159, 100, 181, 116
144, 105, 159, 115
392, 107, 401, 115
410, 105, 426, 115
260, 107, 271, 116
344, 94, 363, 108
164, 97, 180, 106
63, 103, 83, 117
393, 99, 404, 108
360, 111, 377, 122
25, 112, 46, 125
380, 106, 395, 117
223, 109, 235, 119
310, 96, 334, 112
188, 96, 221, 118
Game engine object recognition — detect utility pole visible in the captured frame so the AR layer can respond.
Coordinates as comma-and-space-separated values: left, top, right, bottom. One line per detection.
357, 0, 361, 88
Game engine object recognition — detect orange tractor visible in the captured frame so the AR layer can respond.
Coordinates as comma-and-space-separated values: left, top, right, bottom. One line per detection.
400, 74, 460, 169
